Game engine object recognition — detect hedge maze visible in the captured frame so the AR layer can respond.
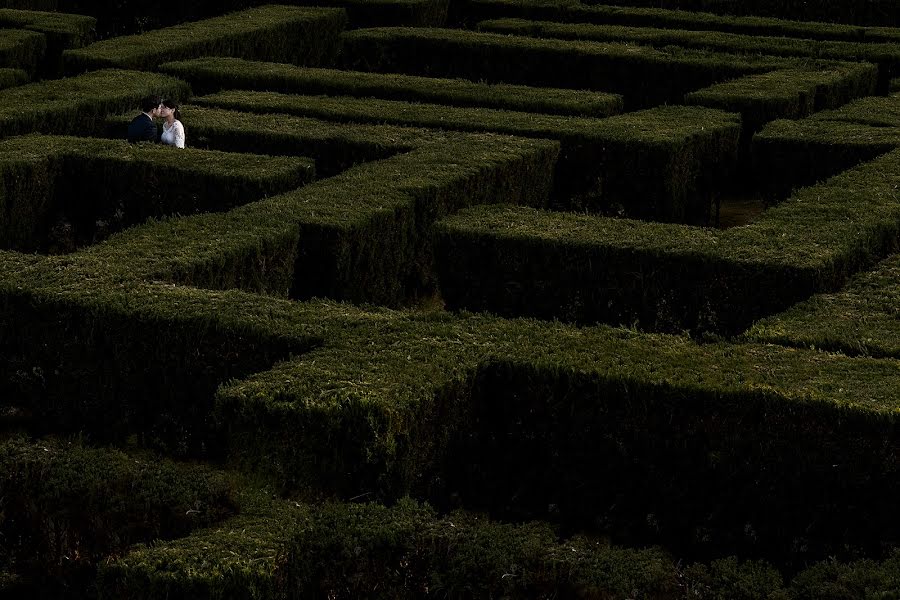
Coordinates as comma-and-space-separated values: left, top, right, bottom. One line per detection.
1, 0, 900, 598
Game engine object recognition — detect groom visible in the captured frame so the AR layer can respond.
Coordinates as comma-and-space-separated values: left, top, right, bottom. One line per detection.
127, 95, 162, 143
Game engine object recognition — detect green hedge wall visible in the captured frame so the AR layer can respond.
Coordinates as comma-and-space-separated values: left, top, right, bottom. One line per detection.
98, 110, 557, 303
0, 66, 25, 88
104, 106, 414, 177
212, 301, 900, 563
433, 146, 900, 335
0, 8, 95, 75
685, 64, 877, 139
457, 0, 900, 41
577, 0, 900, 27
341, 26, 787, 107
0, 68, 190, 139
747, 252, 900, 359
0, 436, 236, 590
192, 90, 738, 221
63, 5, 347, 74
281, 500, 680, 599
0, 123, 557, 452
0, 28, 44, 75
752, 119, 900, 200
53, 0, 441, 38
0, 135, 315, 252
0, 145, 897, 568
0, 280, 323, 455
0, 0, 57, 10
287, 0, 449, 27
96, 492, 900, 599
95, 486, 306, 600
159, 56, 624, 117
478, 17, 900, 91
807, 92, 900, 127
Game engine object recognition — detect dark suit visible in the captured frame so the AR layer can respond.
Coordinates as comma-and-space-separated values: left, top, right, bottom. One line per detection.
127, 113, 156, 143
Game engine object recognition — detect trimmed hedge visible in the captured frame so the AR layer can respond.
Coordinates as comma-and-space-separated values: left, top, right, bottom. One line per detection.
104, 105, 417, 177
213, 301, 900, 563
0, 8, 94, 46
0, 28, 44, 75
95, 486, 308, 600
752, 118, 900, 199
0, 124, 556, 452
433, 146, 900, 335
0, 279, 324, 455
0, 0, 56, 9
478, 17, 900, 91
685, 64, 877, 139
340, 26, 787, 107
53, 0, 441, 38
0, 66, 25, 88
1, 133, 898, 567
89, 120, 558, 300
97, 495, 680, 600
0, 435, 236, 589
282, 500, 680, 599
288, 0, 449, 27
808, 92, 900, 127
0, 68, 190, 138
0, 135, 315, 252
576, 0, 900, 27
747, 253, 900, 359
159, 56, 624, 117
193, 90, 739, 221
0, 8, 95, 75
96, 493, 900, 599
458, 0, 900, 43
63, 5, 347, 74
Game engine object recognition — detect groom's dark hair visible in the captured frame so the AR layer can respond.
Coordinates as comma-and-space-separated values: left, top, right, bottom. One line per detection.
140, 95, 161, 113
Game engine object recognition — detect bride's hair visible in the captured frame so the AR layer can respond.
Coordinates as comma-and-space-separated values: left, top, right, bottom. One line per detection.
162, 99, 181, 121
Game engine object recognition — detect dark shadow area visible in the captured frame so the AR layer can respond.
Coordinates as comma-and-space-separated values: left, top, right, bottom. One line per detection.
424, 360, 900, 575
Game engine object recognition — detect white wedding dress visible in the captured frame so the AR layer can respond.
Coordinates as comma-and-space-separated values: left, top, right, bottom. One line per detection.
161, 120, 185, 148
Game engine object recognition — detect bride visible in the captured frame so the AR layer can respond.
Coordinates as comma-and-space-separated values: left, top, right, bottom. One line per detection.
159, 99, 185, 148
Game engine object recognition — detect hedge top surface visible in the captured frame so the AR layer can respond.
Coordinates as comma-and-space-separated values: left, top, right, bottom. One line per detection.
438, 142, 900, 272
477, 18, 900, 67
0, 8, 95, 44
808, 92, 900, 126
0, 68, 189, 112
192, 89, 739, 146
159, 56, 624, 117
63, 5, 346, 70
747, 253, 900, 359
0, 133, 316, 179
0, 26, 42, 48
0, 68, 190, 136
465, 0, 900, 43
62, 109, 559, 285
754, 117, 900, 147
686, 65, 866, 104
216, 297, 900, 416
436, 204, 717, 252
341, 25, 790, 71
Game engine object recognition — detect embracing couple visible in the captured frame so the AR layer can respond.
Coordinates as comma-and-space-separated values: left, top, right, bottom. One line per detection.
127, 95, 185, 148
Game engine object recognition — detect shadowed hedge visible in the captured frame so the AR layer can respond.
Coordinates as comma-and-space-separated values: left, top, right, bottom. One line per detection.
0, 68, 190, 139
63, 5, 347, 73
341, 26, 788, 107
748, 252, 900, 359
192, 90, 739, 222
433, 146, 900, 335
0, 436, 237, 591
478, 18, 900, 91
160, 56, 624, 117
